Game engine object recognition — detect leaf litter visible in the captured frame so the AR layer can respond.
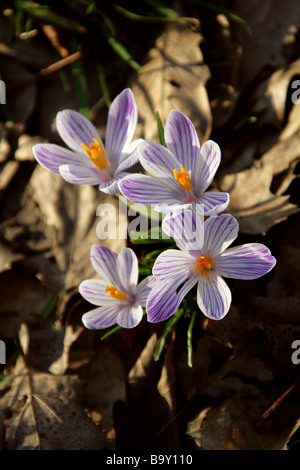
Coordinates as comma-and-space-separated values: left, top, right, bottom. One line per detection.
0, 0, 300, 451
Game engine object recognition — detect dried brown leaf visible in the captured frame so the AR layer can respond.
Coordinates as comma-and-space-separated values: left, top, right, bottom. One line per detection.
220, 164, 299, 234
130, 24, 212, 143
1, 356, 105, 450
84, 345, 126, 442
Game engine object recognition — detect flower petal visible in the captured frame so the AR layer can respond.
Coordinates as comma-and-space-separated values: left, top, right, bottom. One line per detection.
117, 304, 143, 328
116, 139, 142, 173
56, 109, 102, 155
105, 88, 137, 168
146, 275, 196, 323
33, 143, 86, 174
138, 140, 182, 183
214, 243, 277, 280
90, 244, 120, 288
82, 304, 120, 329
193, 140, 221, 194
99, 171, 129, 194
117, 247, 138, 294
79, 279, 117, 306
59, 163, 102, 185
119, 173, 181, 206
197, 272, 232, 320
202, 214, 239, 256
162, 209, 205, 252
164, 110, 200, 170
136, 275, 155, 307
153, 249, 195, 281
194, 191, 230, 216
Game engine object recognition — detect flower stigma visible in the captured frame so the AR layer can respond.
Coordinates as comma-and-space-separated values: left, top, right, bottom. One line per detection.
173, 164, 193, 192
106, 285, 127, 301
193, 255, 214, 279
81, 138, 109, 171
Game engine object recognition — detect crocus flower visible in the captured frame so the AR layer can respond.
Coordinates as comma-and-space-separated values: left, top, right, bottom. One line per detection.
146, 211, 276, 322
33, 88, 140, 194
119, 109, 229, 215
79, 244, 153, 329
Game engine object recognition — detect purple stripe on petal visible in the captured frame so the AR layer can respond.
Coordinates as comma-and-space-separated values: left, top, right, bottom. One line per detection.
146, 275, 196, 323
162, 210, 205, 252
197, 272, 231, 320
59, 163, 102, 185
90, 244, 120, 288
116, 139, 142, 172
139, 141, 181, 184
153, 249, 194, 281
136, 275, 155, 307
195, 191, 230, 216
79, 279, 116, 306
164, 110, 200, 170
33, 143, 85, 174
56, 109, 102, 155
202, 214, 239, 256
99, 172, 129, 194
117, 305, 143, 328
117, 248, 138, 294
193, 140, 221, 194
119, 174, 181, 206
214, 243, 277, 280
81, 305, 120, 329
105, 89, 137, 168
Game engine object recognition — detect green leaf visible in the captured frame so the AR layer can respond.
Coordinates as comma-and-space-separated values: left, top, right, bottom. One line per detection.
156, 111, 166, 147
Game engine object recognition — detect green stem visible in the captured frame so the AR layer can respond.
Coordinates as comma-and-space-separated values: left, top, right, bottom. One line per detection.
154, 308, 185, 361
187, 310, 197, 367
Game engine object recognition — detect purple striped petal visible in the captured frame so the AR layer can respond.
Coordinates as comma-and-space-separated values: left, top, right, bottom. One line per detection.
116, 139, 142, 173
82, 304, 120, 329
117, 304, 143, 328
193, 140, 221, 194
59, 163, 102, 185
79, 279, 116, 306
33, 143, 87, 174
162, 210, 205, 252
202, 214, 239, 256
117, 248, 138, 294
119, 174, 181, 206
214, 243, 277, 280
153, 249, 195, 281
164, 110, 200, 170
56, 109, 102, 155
99, 171, 129, 194
105, 88, 137, 168
138, 141, 182, 184
136, 275, 155, 307
146, 275, 197, 323
197, 273, 232, 320
194, 191, 230, 216
90, 244, 120, 288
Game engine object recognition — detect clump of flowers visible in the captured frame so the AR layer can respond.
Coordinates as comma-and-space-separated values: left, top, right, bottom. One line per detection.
33, 88, 277, 363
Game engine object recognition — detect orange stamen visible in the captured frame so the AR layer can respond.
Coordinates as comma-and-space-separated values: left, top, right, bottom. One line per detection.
193, 255, 214, 278
106, 285, 127, 301
173, 164, 193, 192
81, 138, 109, 171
